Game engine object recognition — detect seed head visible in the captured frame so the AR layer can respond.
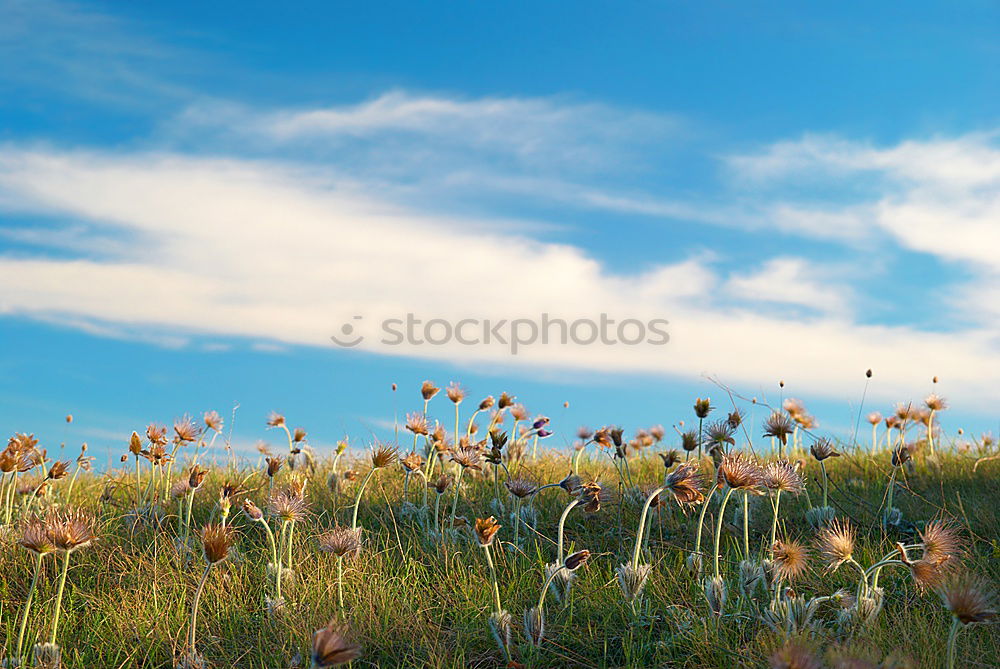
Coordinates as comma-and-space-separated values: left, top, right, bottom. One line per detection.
445, 382, 466, 404
816, 519, 855, 572
474, 516, 501, 546
19, 516, 55, 556
718, 451, 763, 491
188, 466, 207, 490
266, 456, 284, 478
924, 393, 948, 412
242, 499, 264, 521
46, 460, 70, 481
564, 549, 591, 571
430, 474, 453, 494
769, 641, 823, 669
704, 575, 727, 616
762, 460, 804, 494
866, 412, 882, 426
478, 395, 495, 410
370, 443, 398, 469
45, 508, 95, 552
204, 411, 223, 432
497, 392, 514, 409
450, 447, 482, 471
919, 518, 966, 566
173, 415, 202, 443
400, 452, 424, 473
129, 431, 144, 456
558, 472, 582, 494
311, 621, 362, 667
680, 430, 700, 452
771, 539, 810, 582
763, 412, 795, 445
292, 427, 307, 443
170, 478, 191, 499
616, 562, 652, 603
523, 606, 545, 647
505, 477, 536, 499
200, 523, 233, 564
810, 438, 840, 462
269, 491, 309, 523
663, 462, 704, 506
574, 480, 609, 513
317, 526, 363, 558
266, 411, 286, 428
146, 423, 168, 446
938, 572, 997, 624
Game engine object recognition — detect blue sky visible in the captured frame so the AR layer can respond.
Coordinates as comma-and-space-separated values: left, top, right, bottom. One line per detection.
1, 0, 998, 464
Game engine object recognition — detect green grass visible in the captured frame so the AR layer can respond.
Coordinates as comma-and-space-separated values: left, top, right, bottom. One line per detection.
1, 447, 998, 668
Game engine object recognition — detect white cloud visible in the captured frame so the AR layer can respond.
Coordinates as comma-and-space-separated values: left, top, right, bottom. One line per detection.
724, 257, 853, 317
0, 146, 997, 410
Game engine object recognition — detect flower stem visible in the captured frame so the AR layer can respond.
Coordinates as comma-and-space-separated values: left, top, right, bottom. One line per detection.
946, 616, 960, 669
350, 469, 377, 530
336, 555, 344, 613
632, 486, 665, 569
448, 468, 465, 529
483, 544, 502, 614
557, 499, 580, 565
693, 485, 718, 558
16, 553, 45, 662
768, 490, 782, 551
188, 564, 212, 650
713, 487, 736, 579
48, 550, 72, 645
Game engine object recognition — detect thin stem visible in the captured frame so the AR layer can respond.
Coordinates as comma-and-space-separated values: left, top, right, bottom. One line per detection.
16, 553, 45, 662
187, 564, 213, 650
693, 485, 718, 557
742, 491, 750, 558
557, 499, 580, 565
350, 469, 377, 530
946, 616, 960, 669
820, 460, 829, 508
713, 487, 736, 579
48, 550, 72, 645
336, 555, 344, 613
632, 486, 665, 569
768, 490, 782, 551
448, 468, 465, 530
483, 544, 502, 614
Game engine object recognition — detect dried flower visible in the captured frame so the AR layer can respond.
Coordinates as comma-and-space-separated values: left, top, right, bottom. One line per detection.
938, 572, 997, 624
400, 452, 424, 473
924, 394, 948, 412
266, 411, 286, 428
450, 447, 482, 471
564, 550, 590, 571
763, 412, 795, 445
505, 477, 536, 499
204, 411, 223, 432
241, 499, 264, 521
129, 431, 144, 456
816, 519, 855, 572
405, 412, 429, 436
269, 491, 309, 523
694, 398, 713, 419
45, 508, 95, 552
718, 451, 763, 491
173, 416, 202, 443
474, 516, 501, 546
311, 621, 362, 667
19, 516, 55, 555
575, 481, 609, 513
663, 462, 704, 506
317, 526, 363, 558
810, 438, 840, 461
430, 474, 453, 495
762, 460, 804, 494
771, 539, 810, 582
188, 466, 207, 490
200, 523, 233, 564
266, 456, 284, 478
370, 443, 398, 469
919, 518, 966, 566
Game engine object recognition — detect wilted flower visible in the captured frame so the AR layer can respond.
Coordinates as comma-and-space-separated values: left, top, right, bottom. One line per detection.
694, 398, 713, 419
204, 411, 223, 433
430, 474, 453, 495
663, 462, 704, 506
763, 412, 795, 446
45, 508, 95, 552
574, 481, 609, 513
370, 443, 398, 469
810, 438, 840, 461
317, 526, 363, 558
704, 575, 727, 616
400, 452, 424, 473
269, 491, 309, 523
938, 572, 997, 624
200, 523, 234, 564
816, 519, 855, 572
311, 621, 362, 667
718, 451, 763, 491
266, 456, 284, 478
505, 477, 536, 499
474, 516, 501, 546
174, 416, 202, 443
762, 461, 804, 494
420, 380, 440, 401
771, 539, 810, 582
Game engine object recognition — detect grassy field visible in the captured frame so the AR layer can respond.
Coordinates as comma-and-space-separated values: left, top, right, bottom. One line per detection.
0, 420, 998, 668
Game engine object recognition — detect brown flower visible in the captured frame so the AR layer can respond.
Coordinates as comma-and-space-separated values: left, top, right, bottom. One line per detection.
769, 641, 823, 669
292, 427, 307, 443
311, 621, 362, 667
474, 516, 501, 546
718, 451, 763, 491
173, 415, 202, 443
920, 518, 966, 565
505, 477, 536, 499
405, 412, 429, 436
45, 508, 95, 552
204, 411, 223, 432
938, 572, 997, 624
663, 462, 704, 506
694, 397, 713, 419
18, 516, 55, 556
924, 394, 948, 412
400, 452, 424, 473
810, 438, 840, 462
129, 431, 144, 456
188, 466, 207, 490
450, 447, 482, 471
370, 443, 398, 469
763, 412, 795, 446
770, 539, 810, 582
269, 491, 309, 523
816, 519, 854, 572
241, 499, 264, 521
46, 460, 70, 481
266, 456, 284, 478
146, 423, 168, 446
317, 526, 363, 558
200, 523, 234, 564
420, 380, 440, 401
446, 382, 466, 404
564, 549, 591, 570
575, 481, 609, 513
762, 460, 804, 494
266, 411, 286, 428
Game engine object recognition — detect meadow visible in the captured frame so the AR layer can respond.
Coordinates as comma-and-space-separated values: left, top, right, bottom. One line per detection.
0, 383, 997, 668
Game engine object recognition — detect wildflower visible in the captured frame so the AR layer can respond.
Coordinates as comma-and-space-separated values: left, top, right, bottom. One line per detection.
659, 449, 680, 469
450, 447, 482, 471
204, 411, 223, 432
718, 451, 763, 491
310, 621, 362, 667
269, 491, 309, 523
925, 394, 948, 412
770, 539, 810, 582
19, 516, 55, 556
400, 452, 424, 473
505, 477, 536, 499
867, 412, 882, 425
558, 472, 582, 493
241, 499, 264, 522
523, 606, 544, 647
694, 398, 713, 418
200, 523, 234, 564
129, 431, 144, 456
430, 474, 453, 495
920, 518, 966, 565
370, 443, 398, 469
763, 461, 804, 494
266, 411, 286, 428
45, 509, 95, 552
479, 396, 495, 411
266, 456, 284, 478
147, 424, 168, 446
174, 416, 202, 443
574, 481, 608, 513
938, 572, 997, 624
769, 640, 823, 669
405, 412, 429, 436
420, 381, 440, 401
46, 460, 70, 480
810, 438, 840, 461
616, 562, 652, 603
446, 382, 466, 404
816, 519, 855, 572
680, 430, 699, 453
704, 575, 726, 616
474, 516, 501, 547
317, 526, 363, 558
663, 462, 704, 506
564, 550, 591, 570
188, 466, 207, 490
292, 427, 307, 443
763, 412, 795, 446
497, 392, 514, 409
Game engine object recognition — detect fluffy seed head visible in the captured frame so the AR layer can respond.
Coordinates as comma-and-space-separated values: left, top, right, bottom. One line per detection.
430, 473, 453, 494
574, 480, 609, 513
200, 523, 233, 564
450, 447, 482, 471
616, 562, 652, 602
317, 526, 363, 558
312, 621, 362, 667
663, 462, 705, 506
866, 412, 883, 426
405, 412, 429, 436
771, 539, 810, 582
938, 572, 998, 624
523, 606, 544, 647
924, 393, 948, 412
704, 575, 727, 616
762, 460, 804, 494
399, 452, 424, 473
816, 519, 855, 572
718, 451, 763, 491
763, 412, 795, 445
810, 438, 841, 462
45, 508, 95, 552
266, 455, 284, 478
19, 516, 55, 556
173, 415, 202, 443
204, 411, 223, 432
269, 491, 309, 523
920, 518, 966, 565
46, 460, 70, 480
266, 411, 286, 428
445, 382, 466, 404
